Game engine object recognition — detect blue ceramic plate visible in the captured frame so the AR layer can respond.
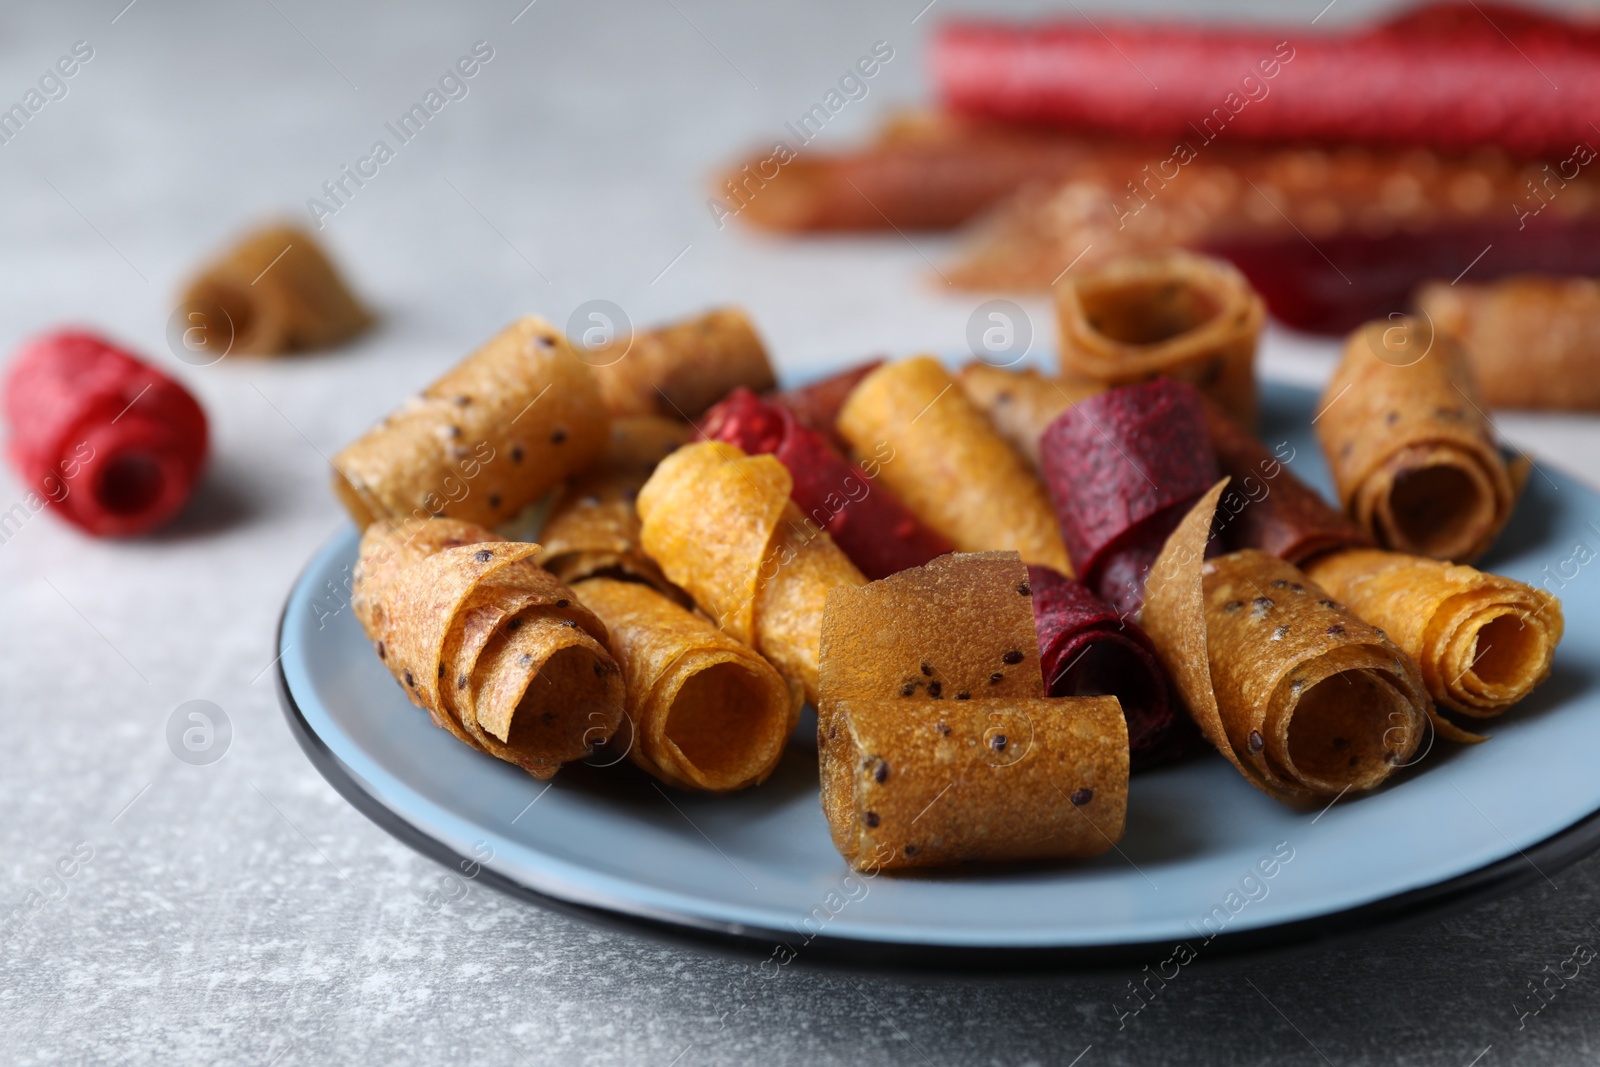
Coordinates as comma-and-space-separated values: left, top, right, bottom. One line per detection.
277, 380, 1600, 968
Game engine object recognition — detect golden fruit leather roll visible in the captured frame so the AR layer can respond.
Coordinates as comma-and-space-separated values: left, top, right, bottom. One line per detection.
572, 577, 796, 792
818, 551, 1128, 871
352, 518, 625, 779
332, 316, 609, 530
836, 357, 1072, 573
956, 362, 1101, 471
1305, 548, 1562, 721
180, 223, 372, 356
636, 440, 865, 706
1316, 317, 1521, 563
1142, 484, 1432, 802
536, 416, 689, 597
590, 307, 776, 419
1055, 251, 1265, 427
1418, 276, 1600, 410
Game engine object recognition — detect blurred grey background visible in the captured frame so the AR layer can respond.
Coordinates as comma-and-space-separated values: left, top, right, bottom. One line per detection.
4, 1, 1600, 1064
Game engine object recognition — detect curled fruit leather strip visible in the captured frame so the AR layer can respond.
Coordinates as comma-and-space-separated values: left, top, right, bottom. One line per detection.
636, 440, 865, 706
1203, 401, 1369, 564
1040, 377, 1219, 618
536, 415, 689, 599
1305, 549, 1561, 727
573, 577, 796, 792
956, 362, 1101, 472
767, 358, 884, 450
1316, 317, 1521, 563
1055, 251, 1264, 428
1419, 277, 1600, 411
837, 357, 1072, 573
1141, 485, 1433, 803
351, 518, 626, 780
179, 223, 372, 356
589, 307, 775, 420
699, 387, 953, 580
332, 316, 609, 531
2, 330, 208, 537
818, 551, 1128, 870
1027, 565, 1190, 771
933, 5, 1600, 156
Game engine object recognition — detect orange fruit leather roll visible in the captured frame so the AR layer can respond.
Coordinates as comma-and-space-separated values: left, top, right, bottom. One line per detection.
1304, 549, 1562, 725
572, 577, 796, 792
1142, 484, 1433, 803
1054, 251, 1265, 428
635, 440, 865, 707
955, 362, 1101, 472
836, 357, 1072, 573
1419, 277, 1600, 410
589, 307, 776, 420
536, 416, 690, 600
351, 518, 626, 780
332, 316, 610, 531
179, 222, 372, 356
817, 552, 1127, 872
1315, 317, 1521, 563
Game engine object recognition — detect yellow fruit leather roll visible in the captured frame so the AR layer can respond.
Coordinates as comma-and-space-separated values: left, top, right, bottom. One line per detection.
352, 518, 625, 780
636, 440, 865, 706
1316, 317, 1521, 563
1142, 484, 1432, 802
573, 577, 796, 792
1054, 251, 1265, 427
590, 307, 776, 419
818, 551, 1128, 871
955, 362, 1101, 471
179, 223, 372, 356
836, 356, 1072, 573
1305, 548, 1562, 721
332, 316, 609, 530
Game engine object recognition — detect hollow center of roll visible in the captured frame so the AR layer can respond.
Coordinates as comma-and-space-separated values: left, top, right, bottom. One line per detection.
1057, 640, 1162, 734
1079, 279, 1221, 346
95, 453, 166, 516
1286, 670, 1406, 786
1386, 465, 1483, 556
1470, 613, 1538, 687
505, 644, 614, 756
665, 661, 783, 781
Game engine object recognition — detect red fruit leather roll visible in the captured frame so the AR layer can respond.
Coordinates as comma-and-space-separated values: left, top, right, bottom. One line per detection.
1039, 378, 1218, 618
699, 388, 953, 580
934, 4, 1600, 157
3, 331, 208, 537
1027, 564, 1191, 770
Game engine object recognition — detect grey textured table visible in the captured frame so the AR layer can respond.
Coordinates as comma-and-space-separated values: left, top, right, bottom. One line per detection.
6, 1, 1600, 1063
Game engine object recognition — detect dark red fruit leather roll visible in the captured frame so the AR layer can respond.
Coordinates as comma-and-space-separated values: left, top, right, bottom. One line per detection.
767, 359, 884, 451
1040, 378, 1218, 618
699, 387, 953, 580
3, 331, 208, 537
934, 3, 1600, 158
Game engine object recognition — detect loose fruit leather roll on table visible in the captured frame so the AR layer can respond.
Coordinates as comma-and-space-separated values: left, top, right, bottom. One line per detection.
956, 363, 1101, 472
572, 577, 796, 792
818, 552, 1128, 871
588, 307, 775, 420
636, 440, 865, 707
836, 356, 1072, 573
351, 518, 626, 780
1315, 317, 1521, 563
332, 316, 609, 531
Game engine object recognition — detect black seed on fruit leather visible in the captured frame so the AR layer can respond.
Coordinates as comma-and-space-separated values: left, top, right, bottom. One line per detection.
507, 618, 523, 632
1289, 583, 1305, 594
562, 619, 579, 629
989, 672, 1004, 684
1385, 752, 1400, 764
955, 692, 970, 701
1251, 597, 1273, 617
920, 662, 933, 676
541, 711, 555, 724
438, 664, 445, 678
403, 669, 415, 687
1375, 628, 1388, 639
1271, 625, 1289, 641
1325, 624, 1346, 637
1317, 599, 1337, 609
1386, 411, 1400, 425
936, 723, 951, 736
551, 428, 568, 444
1349, 756, 1359, 767
873, 760, 889, 784
377, 641, 386, 660
447, 425, 462, 439
1248, 730, 1264, 753
488, 492, 501, 509
927, 681, 942, 698
1341, 442, 1353, 458
474, 549, 494, 563
457, 673, 468, 689
900, 683, 917, 697
1333, 737, 1349, 749
1290, 678, 1305, 695
1271, 579, 1288, 589
864, 812, 879, 828
1223, 600, 1244, 614
904, 845, 918, 856
990, 734, 1008, 751
454, 395, 471, 406
1002, 650, 1024, 665
511, 445, 525, 463
1018, 581, 1031, 596
1070, 788, 1093, 807
556, 599, 569, 608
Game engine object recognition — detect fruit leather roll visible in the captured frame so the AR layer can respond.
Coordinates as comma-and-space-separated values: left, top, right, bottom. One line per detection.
1316, 317, 1521, 563
1142, 485, 1432, 803
1040, 378, 1220, 618
1418, 277, 1600, 410
636, 440, 865, 706
818, 551, 1128, 870
1204, 402, 1369, 564
767, 358, 883, 449
179, 223, 372, 356
589, 307, 775, 420
2, 330, 208, 537
1305, 548, 1561, 722
699, 387, 953, 580
332, 316, 609, 530
572, 577, 796, 792
1027, 564, 1185, 771
352, 518, 626, 780
1055, 252, 1265, 427
836, 357, 1072, 573
956, 363, 1101, 471
536, 415, 689, 597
